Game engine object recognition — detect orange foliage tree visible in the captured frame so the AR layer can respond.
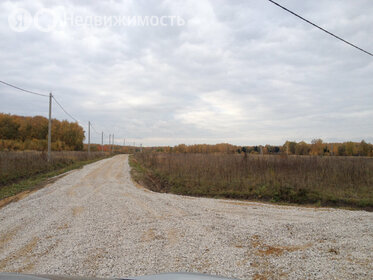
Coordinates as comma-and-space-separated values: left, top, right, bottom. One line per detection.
0, 113, 84, 151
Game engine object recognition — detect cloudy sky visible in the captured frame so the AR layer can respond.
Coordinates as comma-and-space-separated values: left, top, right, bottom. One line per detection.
0, 0, 372, 146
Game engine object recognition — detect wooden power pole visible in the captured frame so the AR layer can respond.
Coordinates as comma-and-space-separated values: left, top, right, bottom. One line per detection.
47, 93, 52, 162
88, 121, 91, 156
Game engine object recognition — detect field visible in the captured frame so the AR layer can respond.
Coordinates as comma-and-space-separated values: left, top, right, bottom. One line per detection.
1, 155, 372, 279
131, 153, 373, 210
0, 151, 108, 201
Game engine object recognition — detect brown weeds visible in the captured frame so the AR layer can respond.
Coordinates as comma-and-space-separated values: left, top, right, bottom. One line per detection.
0, 151, 106, 187
132, 153, 373, 209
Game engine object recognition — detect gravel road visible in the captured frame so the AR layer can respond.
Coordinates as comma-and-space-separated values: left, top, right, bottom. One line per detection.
0, 155, 372, 279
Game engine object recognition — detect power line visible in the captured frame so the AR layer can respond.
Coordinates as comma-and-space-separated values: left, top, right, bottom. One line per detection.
90, 122, 100, 134
267, 0, 373, 57
52, 96, 80, 123
0, 80, 49, 97
0, 80, 111, 146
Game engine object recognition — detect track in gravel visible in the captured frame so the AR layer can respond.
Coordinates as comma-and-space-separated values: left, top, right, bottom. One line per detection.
0, 155, 372, 279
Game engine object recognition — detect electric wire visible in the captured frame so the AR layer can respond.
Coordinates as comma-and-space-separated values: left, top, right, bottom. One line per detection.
0, 80, 49, 97
90, 122, 101, 135
268, 0, 373, 57
52, 96, 80, 123
0, 80, 110, 145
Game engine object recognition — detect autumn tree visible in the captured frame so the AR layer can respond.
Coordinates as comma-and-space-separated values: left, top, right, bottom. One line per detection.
295, 141, 310, 155
0, 113, 84, 151
0, 114, 19, 139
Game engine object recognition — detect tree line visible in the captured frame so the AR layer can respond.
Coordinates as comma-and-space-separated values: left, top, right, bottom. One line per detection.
1, 113, 372, 156
145, 140, 373, 157
0, 113, 84, 151
280, 139, 373, 157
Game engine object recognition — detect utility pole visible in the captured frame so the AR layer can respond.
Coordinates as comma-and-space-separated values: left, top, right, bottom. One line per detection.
88, 121, 91, 156
112, 134, 114, 153
109, 134, 111, 153
140, 143, 143, 153
47, 93, 52, 162
101, 131, 104, 153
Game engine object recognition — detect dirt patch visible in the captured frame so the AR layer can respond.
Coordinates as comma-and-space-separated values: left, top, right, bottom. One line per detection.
66, 188, 76, 197
82, 248, 106, 274
167, 228, 179, 246
72, 206, 84, 216
0, 190, 36, 209
131, 178, 153, 193
141, 228, 156, 242
253, 271, 288, 280
0, 237, 39, 270
221, 201, 259, 207
56, 223, 69, 231
251, 235, 312, 256
0, 225, 22, 251
257, 243, 312, 256
16, 239, 60, 273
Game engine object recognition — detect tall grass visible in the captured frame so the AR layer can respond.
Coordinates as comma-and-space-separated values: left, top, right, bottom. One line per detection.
132, 153, 373, 209
0, 151, 106, 187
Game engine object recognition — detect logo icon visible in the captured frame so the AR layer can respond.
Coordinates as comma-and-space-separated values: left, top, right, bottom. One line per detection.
8, 8, 33, 32
34, 8, 58, 32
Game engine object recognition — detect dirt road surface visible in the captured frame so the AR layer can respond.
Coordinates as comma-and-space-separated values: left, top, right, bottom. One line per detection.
0, 155, 372, 279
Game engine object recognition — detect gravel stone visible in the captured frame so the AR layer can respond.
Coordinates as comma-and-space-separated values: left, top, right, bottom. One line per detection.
0, 155, 372, 279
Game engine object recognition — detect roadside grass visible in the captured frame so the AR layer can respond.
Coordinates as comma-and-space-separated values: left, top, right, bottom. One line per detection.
0, 151, 110, 202
130, 153, 373, 211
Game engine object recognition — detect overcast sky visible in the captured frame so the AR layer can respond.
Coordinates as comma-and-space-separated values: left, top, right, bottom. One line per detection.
0, 0, 372, 146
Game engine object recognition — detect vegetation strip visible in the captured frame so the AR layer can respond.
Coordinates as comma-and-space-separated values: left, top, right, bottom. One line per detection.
130, 154, 373, 211
0, 155, 110, 206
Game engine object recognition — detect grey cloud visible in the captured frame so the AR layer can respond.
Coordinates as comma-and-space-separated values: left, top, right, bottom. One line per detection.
0, 0, 372, 146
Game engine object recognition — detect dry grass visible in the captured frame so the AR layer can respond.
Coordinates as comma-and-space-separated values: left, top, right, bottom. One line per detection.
0, 151, 106, 187
0, 151, 109, 201
131, 153, 373, 210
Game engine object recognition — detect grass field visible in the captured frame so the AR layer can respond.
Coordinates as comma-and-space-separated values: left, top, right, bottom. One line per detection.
0, 151, 109, 201
131, 153, 373, 210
